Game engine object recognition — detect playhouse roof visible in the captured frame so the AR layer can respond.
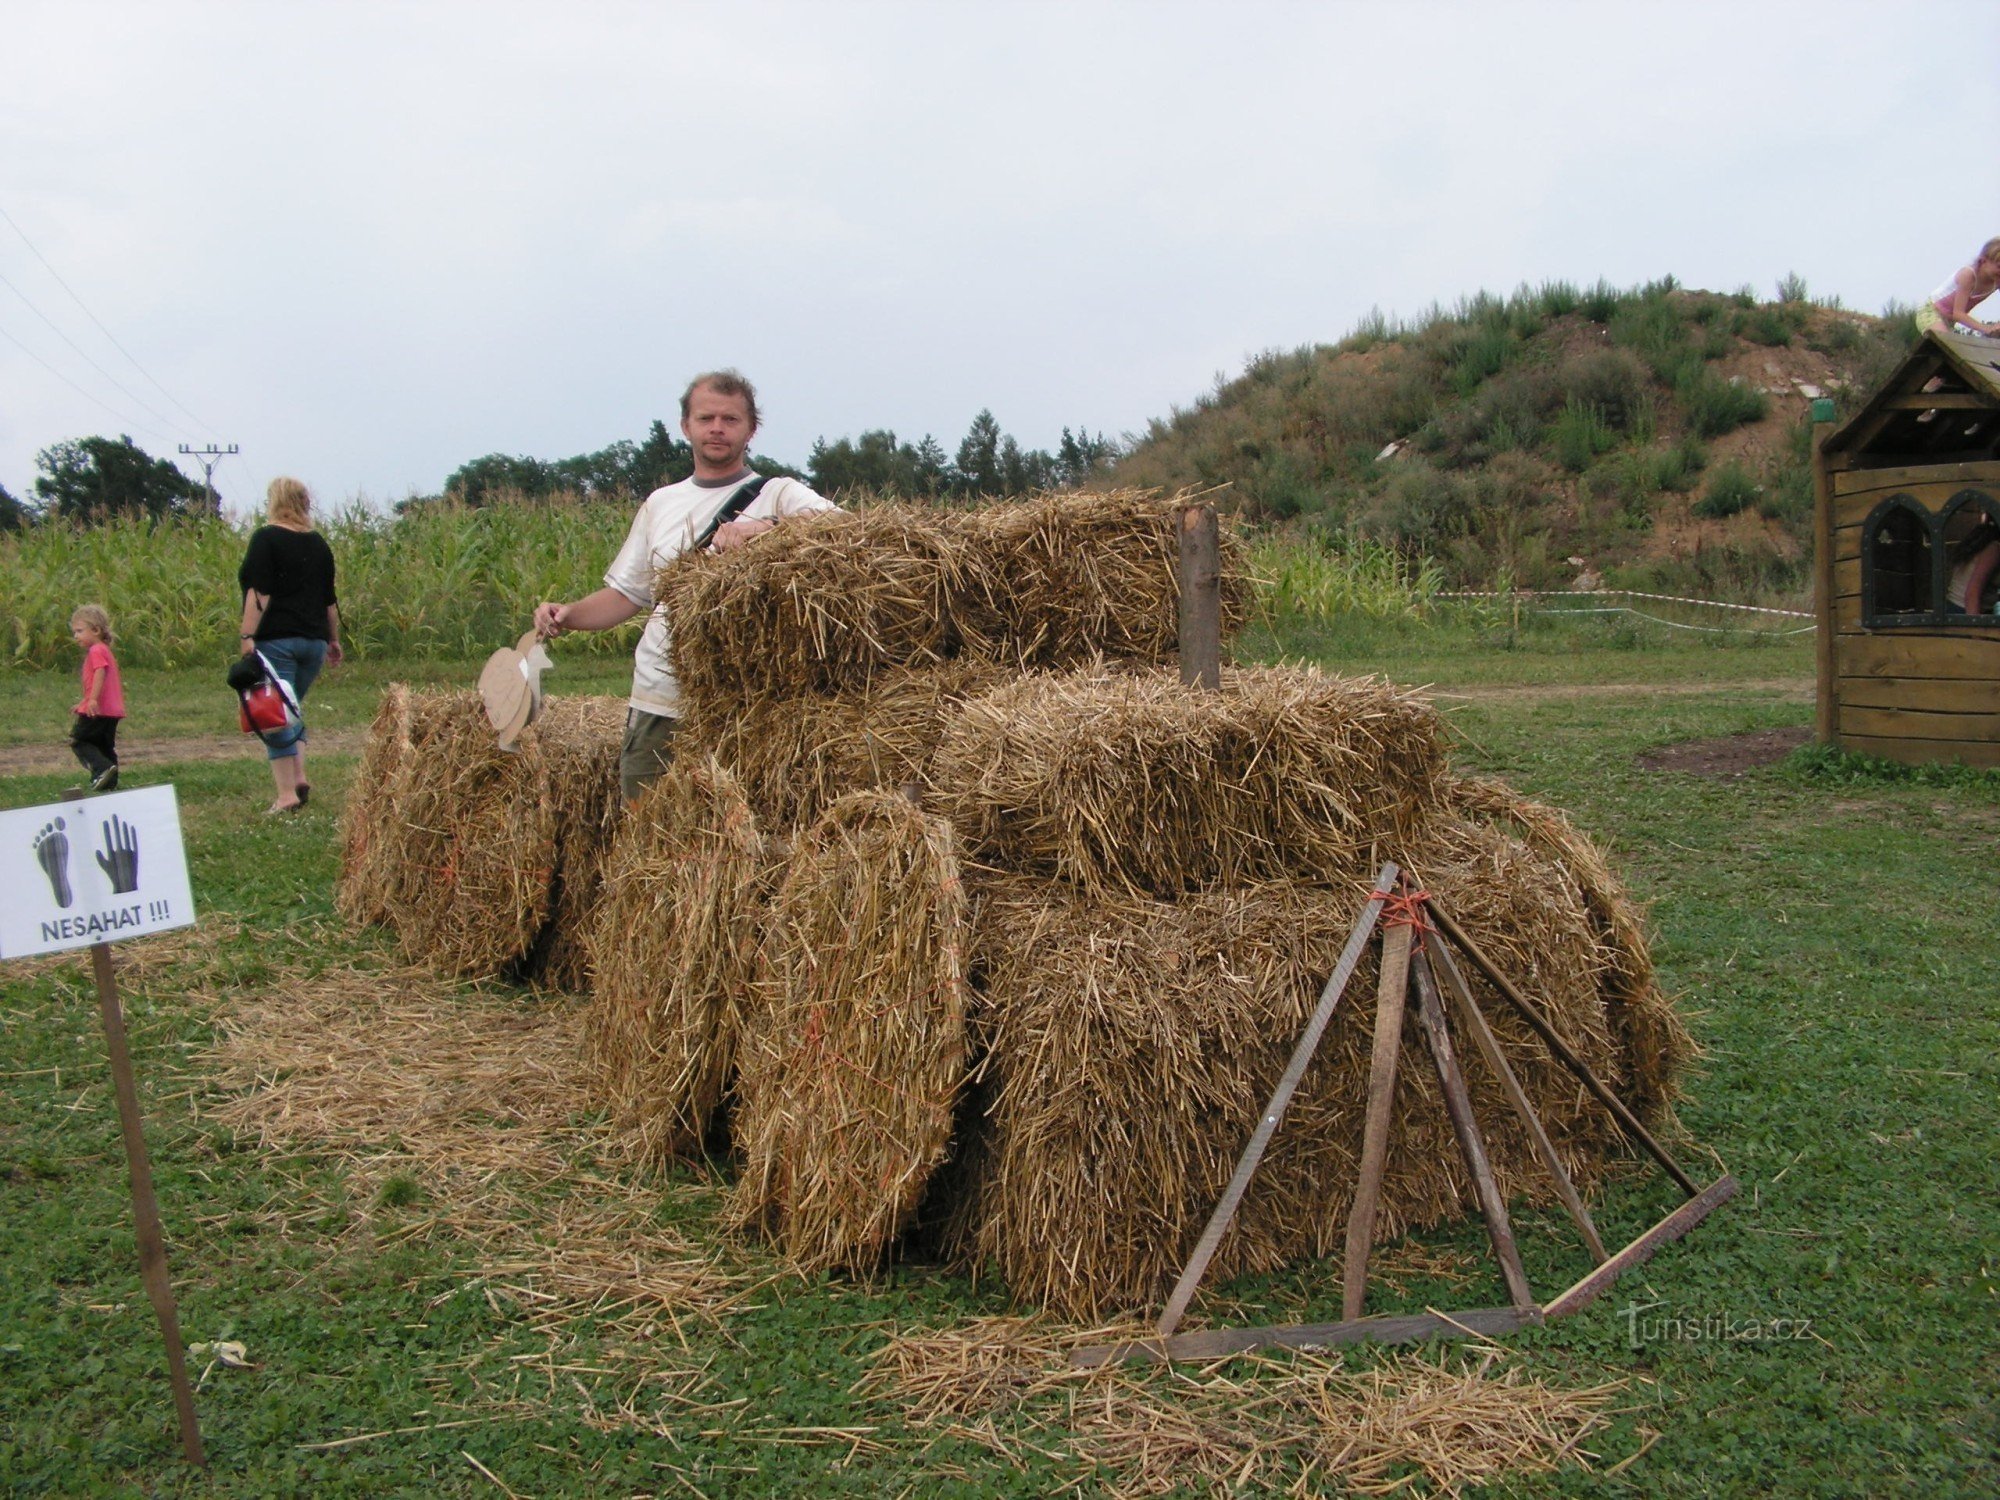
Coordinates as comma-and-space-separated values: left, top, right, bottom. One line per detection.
1823, 328, 2000, 467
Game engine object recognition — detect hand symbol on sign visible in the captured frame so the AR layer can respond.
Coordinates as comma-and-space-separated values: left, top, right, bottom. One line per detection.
96, 815, 140, 895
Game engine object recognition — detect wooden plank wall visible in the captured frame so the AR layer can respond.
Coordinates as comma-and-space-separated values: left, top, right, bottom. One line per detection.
1825, 463, 2000, 767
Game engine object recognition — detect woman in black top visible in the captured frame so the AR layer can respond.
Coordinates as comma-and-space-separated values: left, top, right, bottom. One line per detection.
238, 477, 342, 813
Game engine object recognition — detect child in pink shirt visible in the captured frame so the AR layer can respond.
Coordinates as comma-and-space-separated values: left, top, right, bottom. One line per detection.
69, 604, 124, 792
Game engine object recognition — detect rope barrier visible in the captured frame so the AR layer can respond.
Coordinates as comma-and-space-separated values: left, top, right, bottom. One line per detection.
1527, 604, 1816, 636
1435, 587, 1812, 619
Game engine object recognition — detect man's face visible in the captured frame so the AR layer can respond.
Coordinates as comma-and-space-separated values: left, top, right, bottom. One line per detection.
682, 385, 755, 473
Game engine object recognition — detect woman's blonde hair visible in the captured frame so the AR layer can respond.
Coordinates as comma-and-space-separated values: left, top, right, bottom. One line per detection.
267, 476, 313, 527
1980, 237, 2000, 267
71, 603, 113, 642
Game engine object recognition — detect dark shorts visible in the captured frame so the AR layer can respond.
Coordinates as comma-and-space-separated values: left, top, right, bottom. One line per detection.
620, 708, 679, 802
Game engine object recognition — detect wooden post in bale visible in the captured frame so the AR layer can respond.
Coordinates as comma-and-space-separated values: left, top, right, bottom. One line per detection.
1179, 502, 1221, 690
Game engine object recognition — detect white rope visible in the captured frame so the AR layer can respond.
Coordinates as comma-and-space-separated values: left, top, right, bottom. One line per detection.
1436, 588, 1812, 619
1526, 603, 1816, 636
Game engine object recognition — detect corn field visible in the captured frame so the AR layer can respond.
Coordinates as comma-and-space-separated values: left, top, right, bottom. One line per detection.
1, 500, 638, 669
1, 502, 1448, 671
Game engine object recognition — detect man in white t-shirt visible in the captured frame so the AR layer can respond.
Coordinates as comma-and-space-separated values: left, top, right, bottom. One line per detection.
534, 370, 836, 800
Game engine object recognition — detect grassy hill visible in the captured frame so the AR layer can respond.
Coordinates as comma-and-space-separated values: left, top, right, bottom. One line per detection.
1112, 278, 1916, 602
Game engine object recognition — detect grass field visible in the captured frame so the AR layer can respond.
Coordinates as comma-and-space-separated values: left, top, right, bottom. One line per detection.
1, 618, 1994, 1497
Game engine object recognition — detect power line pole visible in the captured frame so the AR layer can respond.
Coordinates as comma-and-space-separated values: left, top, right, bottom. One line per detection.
178, 443, 238, 514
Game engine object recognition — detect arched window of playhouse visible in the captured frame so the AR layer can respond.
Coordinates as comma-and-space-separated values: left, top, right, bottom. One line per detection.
1939, 489, 2000, 624
1861, 497, 1935, 624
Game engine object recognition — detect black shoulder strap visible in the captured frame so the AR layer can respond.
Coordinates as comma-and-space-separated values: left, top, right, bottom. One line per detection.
691, 475, 772, 552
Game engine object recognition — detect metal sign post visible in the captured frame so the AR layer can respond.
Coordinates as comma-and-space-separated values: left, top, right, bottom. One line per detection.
2, 786, 205, 1465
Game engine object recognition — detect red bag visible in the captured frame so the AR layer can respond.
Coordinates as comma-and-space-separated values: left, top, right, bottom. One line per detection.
238, 681, 300, 737
232, 650, 302, 740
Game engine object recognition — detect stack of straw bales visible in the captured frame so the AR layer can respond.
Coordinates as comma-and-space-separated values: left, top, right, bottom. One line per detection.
335, 690, 626, 984
341, 487, 1689, 1314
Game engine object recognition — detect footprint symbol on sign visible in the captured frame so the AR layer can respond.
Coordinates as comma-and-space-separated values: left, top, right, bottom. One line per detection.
34, 818, 73, 909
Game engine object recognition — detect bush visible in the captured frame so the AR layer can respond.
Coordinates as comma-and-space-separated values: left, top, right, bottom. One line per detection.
1445, 321, 1516, 395
1694, 461, 1761, 518
1549, 399, 1619, 472
1582, 278, 1622, 322
1808, 318, 1863, 355
1609, 295, 1689, 365
1735, 304, 1795, 347
1776, 271, 1811, 304
1652, 437, 1709, 493
1535, 279, 1581, 318
1558, 348, 1651, 431
1243, 448, 1325, 522
1367, 459, 1481, 545
1679, 369, 1769, 437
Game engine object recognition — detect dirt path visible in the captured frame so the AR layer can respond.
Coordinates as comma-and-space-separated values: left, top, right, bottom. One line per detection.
0, 728, 367, 776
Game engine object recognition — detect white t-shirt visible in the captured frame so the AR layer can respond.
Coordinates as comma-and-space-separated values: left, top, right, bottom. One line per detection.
604, 471, 836, 715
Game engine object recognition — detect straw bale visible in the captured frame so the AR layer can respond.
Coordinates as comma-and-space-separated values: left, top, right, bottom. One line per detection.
931, 819, 1629, 1318
947, 487, 1249, 671
391, 692, 559, 978
658, 489, 1247, 713
658, 506, 964, 706
930, 664, 1446, 897
677, 660, 1011, 832
1440, 774, 1693, 1121
584, 758, 767, 1162
516, 695, 627, 992
729, 790, 970, 1274
334, 682, 412, 927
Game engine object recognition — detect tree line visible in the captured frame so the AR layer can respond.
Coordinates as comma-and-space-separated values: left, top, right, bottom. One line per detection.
440, 408, 1115, 505
2, 409, 1119, 526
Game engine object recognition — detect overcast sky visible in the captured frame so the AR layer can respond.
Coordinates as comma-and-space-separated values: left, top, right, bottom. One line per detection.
4, 0, 1997, 513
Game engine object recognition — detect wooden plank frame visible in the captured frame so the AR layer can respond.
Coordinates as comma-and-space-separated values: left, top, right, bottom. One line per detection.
1069, 890, 1738, 1369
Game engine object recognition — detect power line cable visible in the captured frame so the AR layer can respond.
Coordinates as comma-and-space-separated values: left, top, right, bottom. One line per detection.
0, 317, 181, 447
0, 200, 216, 433
0, 265, 189, 438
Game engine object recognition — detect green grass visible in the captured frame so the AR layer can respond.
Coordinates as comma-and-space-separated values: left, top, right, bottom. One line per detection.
1, 621, 1994, 1496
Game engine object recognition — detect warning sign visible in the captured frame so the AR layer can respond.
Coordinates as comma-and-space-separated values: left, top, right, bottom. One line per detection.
0, 786, 197, 960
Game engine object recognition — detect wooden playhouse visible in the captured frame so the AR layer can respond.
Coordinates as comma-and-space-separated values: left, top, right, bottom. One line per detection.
1815, 328, 2000, 767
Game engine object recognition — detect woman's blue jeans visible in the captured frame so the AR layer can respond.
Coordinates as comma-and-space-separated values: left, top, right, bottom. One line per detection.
256, 637, 326, 760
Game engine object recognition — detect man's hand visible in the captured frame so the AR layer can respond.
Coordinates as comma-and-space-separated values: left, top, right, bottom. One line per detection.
712, 516, 777, 553
326, 641, 344, 668
533, 601, 570, 639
